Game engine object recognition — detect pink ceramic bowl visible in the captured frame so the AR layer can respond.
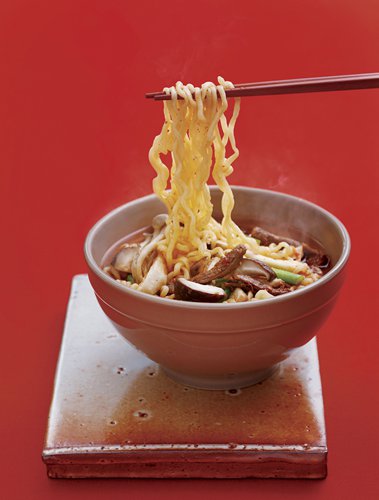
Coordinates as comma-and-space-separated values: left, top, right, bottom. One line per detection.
84, 186, 350, 390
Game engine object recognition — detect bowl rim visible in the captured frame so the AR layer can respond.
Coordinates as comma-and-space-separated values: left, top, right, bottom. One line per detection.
84, 185, 351, 310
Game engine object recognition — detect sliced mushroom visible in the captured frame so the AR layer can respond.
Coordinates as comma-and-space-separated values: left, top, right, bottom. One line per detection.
138, 254, 167, 295
235, 258, 276, 282
247, 252, 309, 274
132, 216, 168, 283
111, 244, 139, 274
192, 245, 247, 284
152, 213, 168, 231
225, 274, 290, 296
139, 231, 154, 248
141, 249, 157, 277
174, 278, 226, 302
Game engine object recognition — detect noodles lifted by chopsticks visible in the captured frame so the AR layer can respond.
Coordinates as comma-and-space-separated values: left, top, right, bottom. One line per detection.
104, 76, 327, 301
148, 77, 259, 281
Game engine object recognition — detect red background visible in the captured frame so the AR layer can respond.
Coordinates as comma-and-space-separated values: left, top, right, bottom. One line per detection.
1, 1, 378, 498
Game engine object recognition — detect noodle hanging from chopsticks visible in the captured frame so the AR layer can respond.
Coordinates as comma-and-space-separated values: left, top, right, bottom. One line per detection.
148, 77, 259, 279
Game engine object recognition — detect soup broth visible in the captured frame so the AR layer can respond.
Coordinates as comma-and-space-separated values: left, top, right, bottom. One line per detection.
103, 219, 330, 303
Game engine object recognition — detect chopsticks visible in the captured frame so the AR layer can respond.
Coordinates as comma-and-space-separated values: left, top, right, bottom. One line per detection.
146, 73, 379, 100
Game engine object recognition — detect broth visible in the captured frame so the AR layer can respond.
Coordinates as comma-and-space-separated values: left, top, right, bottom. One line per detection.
103, 221, 330, 273
102, 218, 330, 303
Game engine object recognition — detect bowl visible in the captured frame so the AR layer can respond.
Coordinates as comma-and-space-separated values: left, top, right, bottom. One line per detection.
84, 186, 350, 390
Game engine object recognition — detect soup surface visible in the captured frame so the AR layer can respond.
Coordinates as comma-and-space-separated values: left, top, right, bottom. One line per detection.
102, 220, 330, 303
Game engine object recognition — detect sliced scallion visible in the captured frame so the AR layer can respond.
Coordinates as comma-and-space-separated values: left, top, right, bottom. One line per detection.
272, 268, 304, 285
223, 287, 232, 300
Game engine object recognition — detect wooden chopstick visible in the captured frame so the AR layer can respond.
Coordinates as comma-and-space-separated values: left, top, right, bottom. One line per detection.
146, 73, 379, 100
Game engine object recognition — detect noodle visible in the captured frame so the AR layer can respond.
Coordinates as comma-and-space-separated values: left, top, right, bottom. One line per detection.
149, 77, 259, 279
105, 77, 328, 302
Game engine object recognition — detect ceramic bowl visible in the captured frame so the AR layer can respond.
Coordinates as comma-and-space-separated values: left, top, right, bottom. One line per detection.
84, 186, 350, 390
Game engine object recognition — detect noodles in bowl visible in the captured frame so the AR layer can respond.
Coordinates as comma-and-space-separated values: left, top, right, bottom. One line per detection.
103, 78, 330, 303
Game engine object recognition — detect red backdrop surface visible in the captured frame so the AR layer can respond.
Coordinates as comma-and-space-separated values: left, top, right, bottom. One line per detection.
1, 1, 378, 498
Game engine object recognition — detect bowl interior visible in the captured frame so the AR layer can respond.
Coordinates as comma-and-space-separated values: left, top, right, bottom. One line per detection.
88, 186, 347, 271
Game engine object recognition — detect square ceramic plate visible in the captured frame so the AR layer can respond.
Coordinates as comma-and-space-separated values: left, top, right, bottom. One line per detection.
42, 275, 327, 478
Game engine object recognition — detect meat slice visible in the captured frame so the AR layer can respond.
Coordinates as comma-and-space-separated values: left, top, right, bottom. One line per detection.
302, 243, 330, 268
251, 226, 330, 269
224, 274, 291, 296
192, 245, 247, 284
251, 226, 300, 247
189, 257, 209, 277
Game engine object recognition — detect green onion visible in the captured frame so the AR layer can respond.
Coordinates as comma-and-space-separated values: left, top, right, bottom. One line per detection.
223, 287, 232, 300
215, 278, 228, 286
272, 268, 304, 285
126, 274, 134, 284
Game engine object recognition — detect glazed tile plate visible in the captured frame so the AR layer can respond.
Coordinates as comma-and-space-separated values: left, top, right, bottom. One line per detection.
42, 275, 327, 478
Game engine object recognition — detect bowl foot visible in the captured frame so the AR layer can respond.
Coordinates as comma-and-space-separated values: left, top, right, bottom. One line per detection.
162, 365, 279, 391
